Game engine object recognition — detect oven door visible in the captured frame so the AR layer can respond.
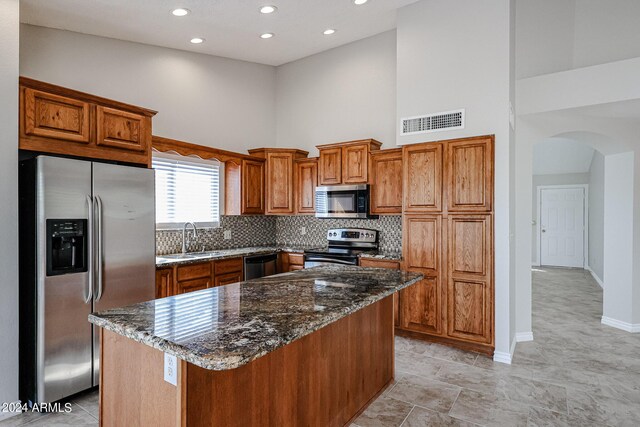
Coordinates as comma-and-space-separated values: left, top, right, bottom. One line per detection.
303, 255, 358, 268
315, 185, 370, 218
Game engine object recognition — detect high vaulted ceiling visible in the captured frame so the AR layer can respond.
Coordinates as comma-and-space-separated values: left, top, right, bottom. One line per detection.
20, 0, 419, 66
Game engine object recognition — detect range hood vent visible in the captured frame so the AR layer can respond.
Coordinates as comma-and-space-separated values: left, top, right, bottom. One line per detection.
400, 109, 465, 136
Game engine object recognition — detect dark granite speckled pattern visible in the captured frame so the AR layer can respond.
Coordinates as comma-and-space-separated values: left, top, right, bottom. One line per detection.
89, 265, 422, 371
155, 246, 310, 268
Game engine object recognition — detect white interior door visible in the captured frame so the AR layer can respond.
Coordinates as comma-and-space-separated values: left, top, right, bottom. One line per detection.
540, 187, 585, 267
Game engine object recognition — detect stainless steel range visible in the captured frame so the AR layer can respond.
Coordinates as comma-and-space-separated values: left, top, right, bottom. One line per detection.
303, 228, 379, 267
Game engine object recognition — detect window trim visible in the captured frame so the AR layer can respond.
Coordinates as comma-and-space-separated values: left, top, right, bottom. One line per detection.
153, 150, 225, 230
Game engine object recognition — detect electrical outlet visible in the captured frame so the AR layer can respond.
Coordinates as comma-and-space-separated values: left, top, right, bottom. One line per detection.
164, 353, 177, 386
224, 230, 232, 240
300, 226, 306, 235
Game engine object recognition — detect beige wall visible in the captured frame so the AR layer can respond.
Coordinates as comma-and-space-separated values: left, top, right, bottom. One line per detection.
19, 24, 277, 153
0, 0, 19, 416
275, 30, 397, 155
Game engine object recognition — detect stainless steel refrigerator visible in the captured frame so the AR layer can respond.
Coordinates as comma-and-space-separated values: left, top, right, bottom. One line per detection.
19, 155, 155, 405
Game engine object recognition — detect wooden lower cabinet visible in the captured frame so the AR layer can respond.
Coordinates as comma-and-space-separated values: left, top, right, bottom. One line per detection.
279, 252, 305, 273
359, 257, 401, 326
156, 257, 244, 297
155, 268, 173, 299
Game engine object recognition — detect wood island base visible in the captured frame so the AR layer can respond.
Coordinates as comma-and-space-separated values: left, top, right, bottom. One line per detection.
99, 296, 394, 427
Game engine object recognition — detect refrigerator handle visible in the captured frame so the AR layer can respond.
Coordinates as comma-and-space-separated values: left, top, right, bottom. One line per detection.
85, 195, 94, 304
95, 195, 104, 302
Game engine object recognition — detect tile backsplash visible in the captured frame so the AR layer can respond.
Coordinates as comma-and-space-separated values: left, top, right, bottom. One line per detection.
156, 215, 402, 255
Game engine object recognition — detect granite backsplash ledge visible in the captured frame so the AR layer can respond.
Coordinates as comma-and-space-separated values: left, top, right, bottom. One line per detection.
156, 215, 402, 255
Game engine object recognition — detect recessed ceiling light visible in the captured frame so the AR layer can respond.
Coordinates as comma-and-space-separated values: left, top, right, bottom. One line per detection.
323, 29, 336, 35
190, 37, 205, 44
354, 0, 368, 5
260, 5, 277, 14
260, 33, 274, 39
171, 8, 190, 16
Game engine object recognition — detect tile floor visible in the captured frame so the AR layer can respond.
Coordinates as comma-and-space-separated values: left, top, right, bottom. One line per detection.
353, 267, 640, 426
3, 267, 639, 426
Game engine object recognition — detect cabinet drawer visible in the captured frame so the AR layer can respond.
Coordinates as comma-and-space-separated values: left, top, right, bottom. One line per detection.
359, 259, 400, 269
288, 265, 304, 272
214, 257, 243, 275
214, 272, 243, 287
177, 277, 210, 294
177, 262, 212, 281
287, 253, 304, 266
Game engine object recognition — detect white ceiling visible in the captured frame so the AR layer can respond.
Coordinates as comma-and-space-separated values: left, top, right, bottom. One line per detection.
533, 138, 595, 175
20, 0, 419, 66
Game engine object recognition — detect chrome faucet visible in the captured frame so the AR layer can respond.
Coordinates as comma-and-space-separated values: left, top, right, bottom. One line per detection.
182, 222, 198, 254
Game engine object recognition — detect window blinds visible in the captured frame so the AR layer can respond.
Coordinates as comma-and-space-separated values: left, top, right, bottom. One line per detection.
152, 151, 223, 228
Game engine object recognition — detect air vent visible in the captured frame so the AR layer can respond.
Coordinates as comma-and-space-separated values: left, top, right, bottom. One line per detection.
401, 109, 465, 136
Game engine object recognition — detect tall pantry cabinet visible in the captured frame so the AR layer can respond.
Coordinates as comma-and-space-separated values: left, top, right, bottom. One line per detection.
398, 135, 495, 355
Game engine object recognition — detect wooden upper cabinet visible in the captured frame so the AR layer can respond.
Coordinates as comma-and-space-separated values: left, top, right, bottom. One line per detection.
342, 143, 369, 184
19, 78, 156, 167
370, 149, 403, 214
248, 148, 309, 215
23, 88, 91, 144
447, 215, 493, 344
241, 159, 265, 215
317, 139, 381, 185
318, 147, 342, 185
403, 143, 443, 213
96, 106, 150, 152
295, 158, 318, 214
447, 136, 494, 212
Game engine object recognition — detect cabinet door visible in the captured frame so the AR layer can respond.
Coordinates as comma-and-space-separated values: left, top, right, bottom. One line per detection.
96, 106, 149, 152
318, 148, 342, 185
295, 159, 317, 214
155, 268, 174, 298
447, 215, 493, 344
214, 272, 243, 287
447, 137, 493, 212
266, 152, 294, 214
403, 143, 442, 213
176, 277, 211, 294
23, 88, 91, 144
370, 150, 402, 214
401, 215, 443, 335
342, 143, 369, 184
242, 159, 265, 214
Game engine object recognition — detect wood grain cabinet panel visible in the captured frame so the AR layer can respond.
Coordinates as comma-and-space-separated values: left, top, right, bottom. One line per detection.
96, 106, 149, 152
23, 88, 91, 144
447, 214, 492, 344
370, 149, 403, 214
175, 262, 213, 295
295, 158, 318, 214
447, 136, 493, 212
177, 277, 211, 294
342, 143, 369, 184
241, 159, 265, 215
403, 215, 441, 274
214, 257, 243, 276
400, 276, 442, 335
318, 147, 342, 185
403, 143, 442, 212
214, 272, 243, 287
155, 268, 174, 299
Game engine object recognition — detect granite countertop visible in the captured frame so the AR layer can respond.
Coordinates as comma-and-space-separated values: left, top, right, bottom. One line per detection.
88, 265, 422, 371
156, 246, 402, 267
155, 246, 311, 267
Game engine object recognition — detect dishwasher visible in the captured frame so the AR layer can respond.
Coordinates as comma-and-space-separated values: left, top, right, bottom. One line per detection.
244, 253, 278, 280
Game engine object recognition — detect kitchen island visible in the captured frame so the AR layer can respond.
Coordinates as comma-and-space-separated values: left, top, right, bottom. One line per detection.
89, 265, 422, 427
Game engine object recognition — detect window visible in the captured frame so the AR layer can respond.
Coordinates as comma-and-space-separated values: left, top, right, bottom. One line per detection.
152, 151, 224, 229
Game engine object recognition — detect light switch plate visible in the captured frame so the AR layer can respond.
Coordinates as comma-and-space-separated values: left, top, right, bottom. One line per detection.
224, 230, 232, 240
164, 353, 177, 386
301, 226, 306, 235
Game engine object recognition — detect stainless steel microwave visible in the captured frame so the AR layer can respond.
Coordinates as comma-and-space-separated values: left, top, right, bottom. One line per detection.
315, 184, 374, 219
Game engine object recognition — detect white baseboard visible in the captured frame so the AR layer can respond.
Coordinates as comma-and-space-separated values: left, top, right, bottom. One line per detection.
585, 265, 604, 288
493, 338, 517, 365
531, 261, 540, 267
601, 316, 640, 333
515, 332, 534, 342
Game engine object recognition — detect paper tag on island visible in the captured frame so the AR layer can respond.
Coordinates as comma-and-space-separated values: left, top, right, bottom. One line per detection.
164, 353, 178, 386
